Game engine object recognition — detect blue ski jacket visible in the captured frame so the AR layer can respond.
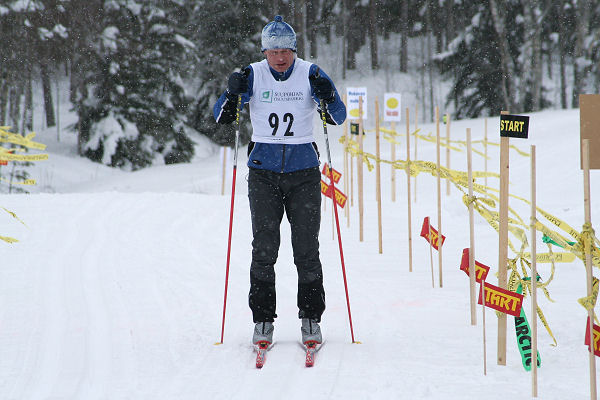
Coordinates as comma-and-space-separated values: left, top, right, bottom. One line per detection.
213, 60, 346, 173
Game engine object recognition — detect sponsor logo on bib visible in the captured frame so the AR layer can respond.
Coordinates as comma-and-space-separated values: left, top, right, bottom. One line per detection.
260, 90, 273, 103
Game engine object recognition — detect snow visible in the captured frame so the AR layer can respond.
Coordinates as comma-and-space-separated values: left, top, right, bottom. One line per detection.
1, 100, 599, 398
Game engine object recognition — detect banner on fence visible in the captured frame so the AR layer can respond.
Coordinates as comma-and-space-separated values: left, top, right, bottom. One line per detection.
585, 317, 600, 357
478, 281, 524, 317
320, 180, 347, 209
420, 217, 445, 250
322, 163, 341, 184
459, 248, 490, 283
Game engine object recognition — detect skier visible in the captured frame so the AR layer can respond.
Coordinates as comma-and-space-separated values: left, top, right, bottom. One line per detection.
213, 15, 346, 351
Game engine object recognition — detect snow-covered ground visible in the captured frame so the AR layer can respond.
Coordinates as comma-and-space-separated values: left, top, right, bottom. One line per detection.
0, 104, 598, 399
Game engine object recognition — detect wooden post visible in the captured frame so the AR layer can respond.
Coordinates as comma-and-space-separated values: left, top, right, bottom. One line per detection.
406, 107, 413, 273
484, 118, 488, 188
530, 144, 538, 397
498, 110, 510, 366
343, 94, 350, 224
391, 121, 396, 202
358, 96, 364, 242
583, 139, 597, 400
375, 98, 383, 254
467, 128, 477, 325
221, 147, 228, 195
482, 268, 488, 375
435, 107, 443, 288
351, 137, 354, 209
332, 198, 335, 240
445, 113, 451, 196
414, 104, 418, 203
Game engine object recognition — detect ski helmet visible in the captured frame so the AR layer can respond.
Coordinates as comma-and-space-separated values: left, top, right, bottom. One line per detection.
261, 15, 296, 52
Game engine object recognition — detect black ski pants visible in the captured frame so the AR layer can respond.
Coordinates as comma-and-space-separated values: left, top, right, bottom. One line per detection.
248, 166, 325, 323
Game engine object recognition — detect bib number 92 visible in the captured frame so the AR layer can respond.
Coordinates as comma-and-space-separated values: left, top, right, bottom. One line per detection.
268, 112, 294, 137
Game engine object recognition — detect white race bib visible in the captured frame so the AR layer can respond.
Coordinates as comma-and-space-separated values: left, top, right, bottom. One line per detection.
249, 58, 316, 144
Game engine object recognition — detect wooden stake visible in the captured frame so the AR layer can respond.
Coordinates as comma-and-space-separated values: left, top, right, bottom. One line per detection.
358, 96, 364, 242
484, 118, 488, 188
482, 271, 488, 375
343, 93, 350, 224
446, 113, 451, 196
406, 108, 413, 273
375, 98, 383, 254
351, 140, 354, 209
391, 121, 396, 202
530, 145, 538, 397
498, 110, 510, 366
414, 104, 418, 203
221, 147, 228, 196
583, 139, 597, 400
467, 128, 477, 325
332, 198, 335, 240
435, 107, 443, 288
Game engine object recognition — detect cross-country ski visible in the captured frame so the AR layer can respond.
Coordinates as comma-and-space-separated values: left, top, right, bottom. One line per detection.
255, 341, 271, 369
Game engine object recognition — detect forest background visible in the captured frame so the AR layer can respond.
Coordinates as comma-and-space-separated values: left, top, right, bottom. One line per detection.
1, 0, 599, 177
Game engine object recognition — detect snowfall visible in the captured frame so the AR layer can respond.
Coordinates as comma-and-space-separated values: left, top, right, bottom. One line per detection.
0, 95, 598, 399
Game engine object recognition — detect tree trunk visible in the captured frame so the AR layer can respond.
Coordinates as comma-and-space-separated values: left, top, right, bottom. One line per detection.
426, 2, 434, 121
22, 72, 33, 132
41, 64, 56, 128
572, 0, 591, 107
400, 0, 408, 72
524, 2, 543, 111
489, 0, 516, 112
293, 0, 305, 59
306, 0, 318, 58
9, 81, 24, 133
0, 79, 8, 126
368, 0, 379, 70
445, 0, 455, 44
557, 0, 568, 109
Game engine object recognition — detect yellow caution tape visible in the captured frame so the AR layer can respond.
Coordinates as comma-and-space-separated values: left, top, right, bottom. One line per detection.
522, 252, 576, 263
0, 127, 46, 150
578, 277, 599, 311
0, 177, 36, 185
343, 133, 600, 347
0, 235, 18, 244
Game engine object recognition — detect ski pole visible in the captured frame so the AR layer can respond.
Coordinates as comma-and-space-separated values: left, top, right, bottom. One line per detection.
218, 93, 242, 345
317, 78, 357, 343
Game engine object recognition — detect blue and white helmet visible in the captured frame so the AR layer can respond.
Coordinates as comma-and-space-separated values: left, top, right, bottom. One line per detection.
261, 15, 296, 52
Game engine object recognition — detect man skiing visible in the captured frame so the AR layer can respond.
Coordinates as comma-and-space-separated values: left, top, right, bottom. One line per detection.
213, 15, 346, 357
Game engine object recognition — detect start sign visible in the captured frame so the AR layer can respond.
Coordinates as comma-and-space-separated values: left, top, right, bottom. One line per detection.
500, 114, 529, 139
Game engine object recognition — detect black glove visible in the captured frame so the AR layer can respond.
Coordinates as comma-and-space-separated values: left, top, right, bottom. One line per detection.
227, 72, 248, 96
309, 74, 335, 103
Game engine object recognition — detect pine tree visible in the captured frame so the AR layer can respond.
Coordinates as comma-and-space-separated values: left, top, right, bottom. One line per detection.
190, 0, 264, 147
436, 1, 525, 118
77, 0, 196, 170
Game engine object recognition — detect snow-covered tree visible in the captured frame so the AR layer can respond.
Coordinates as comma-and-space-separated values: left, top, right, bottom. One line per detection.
76, 0, 196, 170
436, 1, 536, 117
190, 0, 264, 147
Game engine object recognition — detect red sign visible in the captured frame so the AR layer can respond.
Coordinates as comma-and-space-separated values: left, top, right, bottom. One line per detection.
585, 317, 600, 357
321, 163, 342, 184
320, 180, 347, 209
420, 217, 446, 250
459, 248, 490, 283
0, 150, 13, 165
478, 282, 523, 317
